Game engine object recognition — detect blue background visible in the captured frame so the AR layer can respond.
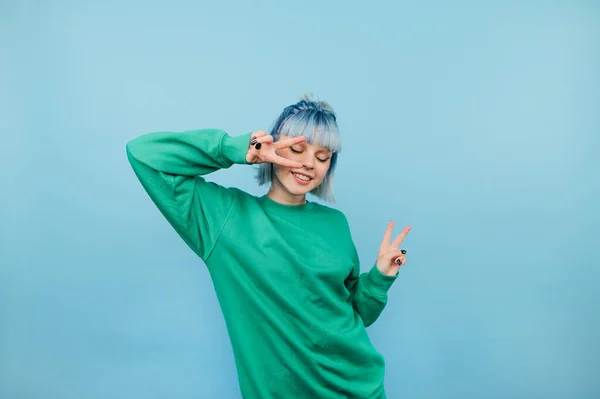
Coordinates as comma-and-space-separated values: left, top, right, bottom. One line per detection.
1, 1, 599, 398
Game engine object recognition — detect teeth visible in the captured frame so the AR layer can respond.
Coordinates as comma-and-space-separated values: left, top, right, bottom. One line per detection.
293, 173, 310, 181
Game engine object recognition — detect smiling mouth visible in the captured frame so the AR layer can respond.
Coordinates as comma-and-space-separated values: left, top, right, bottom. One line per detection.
291, 172, 312, 184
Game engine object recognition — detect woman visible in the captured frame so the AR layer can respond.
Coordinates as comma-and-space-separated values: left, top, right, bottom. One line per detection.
126, 94, 411, 398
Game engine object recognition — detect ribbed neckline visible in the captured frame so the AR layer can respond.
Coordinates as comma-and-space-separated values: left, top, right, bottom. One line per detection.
258, 195, 317, 215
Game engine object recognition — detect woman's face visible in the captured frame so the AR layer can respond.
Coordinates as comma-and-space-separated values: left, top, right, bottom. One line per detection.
271, 135, 333, 199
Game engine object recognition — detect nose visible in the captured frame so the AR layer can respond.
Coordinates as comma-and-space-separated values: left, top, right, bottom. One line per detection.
302, 154, 314, 170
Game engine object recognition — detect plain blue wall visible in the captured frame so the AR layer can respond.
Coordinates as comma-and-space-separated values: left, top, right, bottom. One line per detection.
1, 1, 599, 398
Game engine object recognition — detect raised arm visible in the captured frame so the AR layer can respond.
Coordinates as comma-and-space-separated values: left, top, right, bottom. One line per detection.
126, 128, 251, 260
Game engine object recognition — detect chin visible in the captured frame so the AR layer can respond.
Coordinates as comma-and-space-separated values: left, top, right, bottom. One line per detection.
283, 181, 312, 196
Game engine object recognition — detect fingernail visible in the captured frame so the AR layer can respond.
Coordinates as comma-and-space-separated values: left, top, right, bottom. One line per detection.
396, 259, 403, 266
251, 139, 257, 144
255, 143, 262, 150
401, 250, 407, 254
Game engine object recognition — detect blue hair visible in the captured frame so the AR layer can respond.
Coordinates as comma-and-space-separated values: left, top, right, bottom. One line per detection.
254, 94, 341, 203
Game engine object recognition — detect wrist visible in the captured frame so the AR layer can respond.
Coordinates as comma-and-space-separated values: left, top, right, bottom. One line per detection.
221, 132, 253, 165
364, 262, 398, 295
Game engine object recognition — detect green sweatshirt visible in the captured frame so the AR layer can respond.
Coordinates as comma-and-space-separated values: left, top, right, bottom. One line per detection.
126, 128, 398, 399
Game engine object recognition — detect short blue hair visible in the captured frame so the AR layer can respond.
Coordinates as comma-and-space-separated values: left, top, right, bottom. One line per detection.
254, 94, 341, 203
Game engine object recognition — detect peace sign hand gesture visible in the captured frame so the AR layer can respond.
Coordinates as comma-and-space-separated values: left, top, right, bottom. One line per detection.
376, 221, 411, 276
246, 130, 306, 169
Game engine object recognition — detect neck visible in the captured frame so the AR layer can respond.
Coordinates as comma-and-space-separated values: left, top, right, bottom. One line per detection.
267, 186, 307, 206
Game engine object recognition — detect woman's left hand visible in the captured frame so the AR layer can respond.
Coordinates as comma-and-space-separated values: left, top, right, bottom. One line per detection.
376, 221, 411, 276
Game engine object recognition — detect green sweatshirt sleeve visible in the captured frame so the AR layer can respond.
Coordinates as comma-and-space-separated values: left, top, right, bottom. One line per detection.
126, 128, 252, 260
344, 235, 398, 327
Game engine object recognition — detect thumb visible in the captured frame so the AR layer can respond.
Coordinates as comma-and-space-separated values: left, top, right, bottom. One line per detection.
386, 249, 407, 265
246, 135, 265, 163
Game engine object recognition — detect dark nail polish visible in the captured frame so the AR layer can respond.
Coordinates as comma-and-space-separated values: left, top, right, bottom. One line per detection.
255, 143, 262, 150
251, 139, 257, 145
401, 250, 407, 254
396, 259, 403, 266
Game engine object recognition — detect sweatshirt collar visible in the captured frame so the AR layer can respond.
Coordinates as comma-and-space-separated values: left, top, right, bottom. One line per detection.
258, 195, 316, 215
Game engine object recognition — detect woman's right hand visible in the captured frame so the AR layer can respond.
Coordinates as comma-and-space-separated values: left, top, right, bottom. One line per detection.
246, 130, 306, 168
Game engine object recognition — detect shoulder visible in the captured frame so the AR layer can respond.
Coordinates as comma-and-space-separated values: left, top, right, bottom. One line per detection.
312, 202, 351, 227
228, 187, 260, 206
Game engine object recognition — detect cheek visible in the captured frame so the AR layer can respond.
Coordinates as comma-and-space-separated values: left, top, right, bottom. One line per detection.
314, 164, 331, 182
273, 164, 291, 179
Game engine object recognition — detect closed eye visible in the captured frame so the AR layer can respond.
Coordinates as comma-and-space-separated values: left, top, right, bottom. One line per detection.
290, 146, 330, 163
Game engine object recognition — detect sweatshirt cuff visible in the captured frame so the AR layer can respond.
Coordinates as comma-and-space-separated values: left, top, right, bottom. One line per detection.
364, 263, 398, 295
221, 132, 252, 165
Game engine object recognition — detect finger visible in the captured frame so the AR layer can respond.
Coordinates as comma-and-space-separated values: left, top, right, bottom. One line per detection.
274, 135, 306, 149
253, 135, 274, 150
394, 255, 407, 266
379, 221, 394, 251
250, 130, 266, 143
247, 140, 262, 162
272, 155, 303, 169
255, 134, 274, 144
385, 249, 405, 260
387, 249, 406, 258
251, 130, 267, 139
389, 251, 406, 264
391, 225, 411, 249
